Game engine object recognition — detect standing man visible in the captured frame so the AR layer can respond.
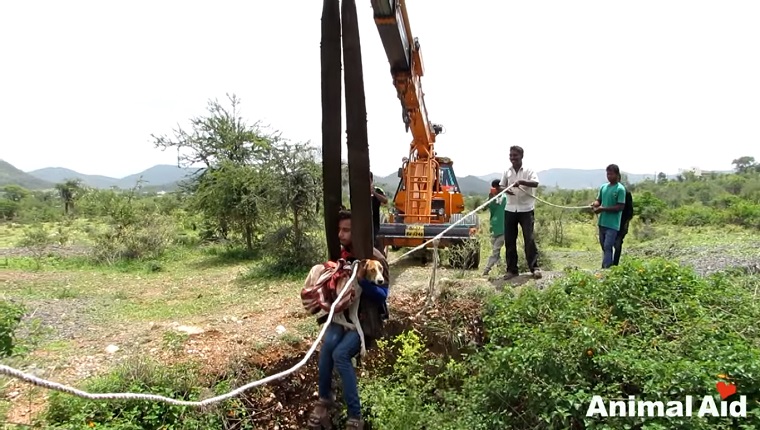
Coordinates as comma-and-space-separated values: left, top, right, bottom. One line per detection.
482, 179, 507, 276
499, 146, 542, 280
591, 164, 627, 269
370, 172, 388, 253
612, 188, 634, 266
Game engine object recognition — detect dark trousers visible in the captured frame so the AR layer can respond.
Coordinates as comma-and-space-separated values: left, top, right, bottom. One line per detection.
599, 226, 618, 269
373, 227, 385, 257
504, 210, 539, 275
612, 221, 629, 266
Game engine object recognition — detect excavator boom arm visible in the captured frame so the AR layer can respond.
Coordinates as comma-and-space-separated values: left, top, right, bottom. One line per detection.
370, 0, 441, 159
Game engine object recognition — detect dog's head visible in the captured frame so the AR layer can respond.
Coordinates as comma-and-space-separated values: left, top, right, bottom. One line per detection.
357, 259, 385, 285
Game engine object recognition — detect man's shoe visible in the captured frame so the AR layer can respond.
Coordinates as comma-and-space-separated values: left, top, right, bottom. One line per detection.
345, 417, 364, 430
307, 398, 335, 429
503, 272, 519, 281
482, 268, 491, 276
533, 269, 543, 279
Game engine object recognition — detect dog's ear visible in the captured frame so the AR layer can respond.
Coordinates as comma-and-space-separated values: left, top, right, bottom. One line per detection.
357, 260, 368, 277
368, 260, 380, 274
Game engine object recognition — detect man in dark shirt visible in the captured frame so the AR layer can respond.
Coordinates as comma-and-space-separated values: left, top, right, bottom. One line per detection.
370, 172, 388, 252
613, 189, 634, 266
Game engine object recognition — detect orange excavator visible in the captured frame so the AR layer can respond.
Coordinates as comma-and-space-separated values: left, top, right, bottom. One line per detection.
370, 0, 480, 268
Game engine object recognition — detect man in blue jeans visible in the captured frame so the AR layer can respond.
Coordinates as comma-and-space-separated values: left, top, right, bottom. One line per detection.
591, 164, 627, 269
308, 209, 389, 430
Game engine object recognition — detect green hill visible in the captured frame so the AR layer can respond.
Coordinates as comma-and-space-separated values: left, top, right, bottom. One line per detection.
0, 160, 54, 189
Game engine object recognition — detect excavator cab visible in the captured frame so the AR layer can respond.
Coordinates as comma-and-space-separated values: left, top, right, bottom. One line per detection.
379, 157, 480, 268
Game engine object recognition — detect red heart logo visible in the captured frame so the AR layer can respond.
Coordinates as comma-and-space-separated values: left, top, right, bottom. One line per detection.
716, 381, 737, 399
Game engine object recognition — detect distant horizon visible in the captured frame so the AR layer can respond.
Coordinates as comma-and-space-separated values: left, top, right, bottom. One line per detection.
3, 157, 739, 180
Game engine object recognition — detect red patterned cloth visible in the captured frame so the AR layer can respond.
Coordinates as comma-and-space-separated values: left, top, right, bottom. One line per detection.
301, 258, 356, 315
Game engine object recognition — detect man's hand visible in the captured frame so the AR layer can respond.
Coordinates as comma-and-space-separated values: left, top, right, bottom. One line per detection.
592, 206, 602, 214
515, 179, 525, 186
590, 201, 600, 208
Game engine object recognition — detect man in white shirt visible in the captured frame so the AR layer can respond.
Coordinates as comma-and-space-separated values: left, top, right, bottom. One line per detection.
498, 145, 542, 280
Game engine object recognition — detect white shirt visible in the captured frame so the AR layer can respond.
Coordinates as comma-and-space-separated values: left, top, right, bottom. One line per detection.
499, 165, 539, 212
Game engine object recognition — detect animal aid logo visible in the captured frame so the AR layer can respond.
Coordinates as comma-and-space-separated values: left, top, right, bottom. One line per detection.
586, 379, 747, 418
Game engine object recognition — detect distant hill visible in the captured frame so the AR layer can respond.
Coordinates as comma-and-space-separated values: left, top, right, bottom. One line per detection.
27, 167, 120, 188
537, 169, 655, 190
374, 172, 491, 195
0, 160, 54, 190
27, 164, 201, 190
3, 158, 731, 194
377, 168, 692, 194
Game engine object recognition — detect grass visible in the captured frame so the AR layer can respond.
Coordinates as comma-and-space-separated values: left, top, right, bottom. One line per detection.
0, 218, 107, 248
1, 247, 305, 326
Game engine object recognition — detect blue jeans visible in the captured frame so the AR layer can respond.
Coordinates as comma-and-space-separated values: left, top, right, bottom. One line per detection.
598, 226, 619, 269
318, 323, 362, 418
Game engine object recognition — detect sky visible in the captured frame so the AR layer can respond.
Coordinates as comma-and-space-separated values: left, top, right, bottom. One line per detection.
1, 0, 758, 179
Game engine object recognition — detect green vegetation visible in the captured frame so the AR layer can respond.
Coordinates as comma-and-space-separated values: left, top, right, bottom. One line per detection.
360, 259, 760, 429
1, 94, 759, 428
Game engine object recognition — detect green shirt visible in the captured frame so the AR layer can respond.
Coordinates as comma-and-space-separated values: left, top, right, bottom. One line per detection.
489, 194, 507, 236
597, 182, 627, 230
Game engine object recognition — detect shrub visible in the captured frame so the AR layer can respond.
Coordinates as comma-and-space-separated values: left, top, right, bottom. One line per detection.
455, 258, 760, 428
361, 259, 760, 429
44, 358, 248, 429
0, 300, 25, 358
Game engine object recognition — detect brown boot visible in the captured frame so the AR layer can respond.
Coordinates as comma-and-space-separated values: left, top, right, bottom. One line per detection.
307, 398, 335, 429
345, 417, 364, 430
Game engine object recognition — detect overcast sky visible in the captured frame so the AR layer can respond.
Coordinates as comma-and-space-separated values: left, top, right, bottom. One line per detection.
1, 0, 758, 178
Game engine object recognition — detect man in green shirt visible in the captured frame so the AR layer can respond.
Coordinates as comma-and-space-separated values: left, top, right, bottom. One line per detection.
591, 164, 627, 269
483, 179, 507, 275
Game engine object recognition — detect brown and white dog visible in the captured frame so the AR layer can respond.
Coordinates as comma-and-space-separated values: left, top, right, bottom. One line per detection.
357, 259, 385, 286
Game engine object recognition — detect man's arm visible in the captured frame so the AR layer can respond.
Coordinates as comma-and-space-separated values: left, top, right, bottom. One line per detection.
597, 186, 626, 212
598, 203, 625, 212
591, 186, 602, 207
517, 169, 540, 188
373, 187, 389, 205
358, 279, 389, 301
499, 171, 515, 195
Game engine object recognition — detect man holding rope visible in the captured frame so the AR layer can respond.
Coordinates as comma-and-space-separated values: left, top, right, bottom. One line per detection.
499, 145, 543, 280
482, 179, 507, 276
591, 164, 627, 269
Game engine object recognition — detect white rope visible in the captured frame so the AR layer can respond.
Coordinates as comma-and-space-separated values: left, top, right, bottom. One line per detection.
0, 185, 591, 408
0, 261, 360, 408
387, 184, 590, 265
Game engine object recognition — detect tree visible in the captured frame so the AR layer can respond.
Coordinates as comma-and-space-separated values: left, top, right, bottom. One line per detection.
656, 172, 668, 183
732, 156, 757, 173
267, 141, 322, 245
153, 94, 272, 170
152, 94, 324, 263
1, 185, 29, 202
54, 179, 82, 216
152, 94, 277, 251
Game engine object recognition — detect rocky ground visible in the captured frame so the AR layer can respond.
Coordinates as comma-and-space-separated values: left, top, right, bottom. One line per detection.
0, 245, 91, 259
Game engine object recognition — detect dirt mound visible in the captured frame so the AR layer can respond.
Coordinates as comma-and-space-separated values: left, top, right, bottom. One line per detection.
185, 289, 489, 429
